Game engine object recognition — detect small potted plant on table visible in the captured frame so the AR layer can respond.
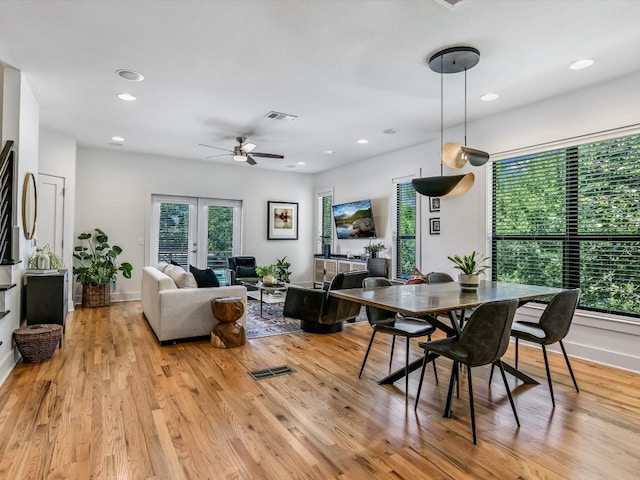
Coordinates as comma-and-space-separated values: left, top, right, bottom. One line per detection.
447, 251, 490, 292
256, 264, 278, 285
73, 228, 133, 307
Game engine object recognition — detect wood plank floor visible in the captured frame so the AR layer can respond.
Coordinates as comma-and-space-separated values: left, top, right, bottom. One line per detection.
1, 301, 639, 479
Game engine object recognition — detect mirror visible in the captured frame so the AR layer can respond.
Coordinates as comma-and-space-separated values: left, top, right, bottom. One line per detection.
22, 172, 37, 240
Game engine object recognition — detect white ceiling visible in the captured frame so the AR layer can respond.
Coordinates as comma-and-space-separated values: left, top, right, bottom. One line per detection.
1, 0, 640, 173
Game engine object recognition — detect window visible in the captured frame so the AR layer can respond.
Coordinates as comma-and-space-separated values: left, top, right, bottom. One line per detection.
395, 179, 418, 279
150, 195, 242, 282
317, 191, 333, 253
492, 133, 640, 318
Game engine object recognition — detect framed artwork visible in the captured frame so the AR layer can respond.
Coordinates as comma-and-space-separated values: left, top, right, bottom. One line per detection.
429, 197, 441, 212
429, 217, 440, 235
267, 201, 298, 240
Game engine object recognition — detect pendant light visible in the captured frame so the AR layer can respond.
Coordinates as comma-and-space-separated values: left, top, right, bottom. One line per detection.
412, 46, 487, 199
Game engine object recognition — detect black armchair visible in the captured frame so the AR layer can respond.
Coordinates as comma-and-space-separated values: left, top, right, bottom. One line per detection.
283, 270, 369, 333
226, 256, 260, 285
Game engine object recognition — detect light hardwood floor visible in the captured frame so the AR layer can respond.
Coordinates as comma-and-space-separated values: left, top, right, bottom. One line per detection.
1, 301, 639, 479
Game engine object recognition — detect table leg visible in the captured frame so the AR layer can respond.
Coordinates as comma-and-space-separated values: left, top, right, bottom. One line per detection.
260, 289, 264, 317
502, 361, 540, 385
378, 352, 439, 385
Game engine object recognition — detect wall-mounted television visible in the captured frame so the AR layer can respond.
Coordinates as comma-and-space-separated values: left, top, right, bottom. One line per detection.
332, 199, 377, 239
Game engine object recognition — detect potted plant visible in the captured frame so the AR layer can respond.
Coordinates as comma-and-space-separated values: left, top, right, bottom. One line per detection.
28, 243, 63, 270
447, 251, 490, 292
73, 228, 133, 307
275, 256, 292, 283
363, 242, 385, 258
255, 264, 278, 285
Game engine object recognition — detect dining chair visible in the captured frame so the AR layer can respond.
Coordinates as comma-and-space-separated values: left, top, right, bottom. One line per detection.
359, 277, 438, 397
425, 271, 454, 283
495, 289, 581, 407
415, 298, 520, 444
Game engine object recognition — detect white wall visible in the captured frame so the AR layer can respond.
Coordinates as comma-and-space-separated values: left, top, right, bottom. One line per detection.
38, 127, 77, 311
74, 147, 315, 303
314, 71, 640, 373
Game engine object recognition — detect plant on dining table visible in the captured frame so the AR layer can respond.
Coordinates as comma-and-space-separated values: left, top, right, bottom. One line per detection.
448, 251, 490, 292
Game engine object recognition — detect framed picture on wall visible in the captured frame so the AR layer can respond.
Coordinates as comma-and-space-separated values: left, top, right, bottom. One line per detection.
429, 197, 441, 212
429, 217, 440, 235
267, 201, 298, 240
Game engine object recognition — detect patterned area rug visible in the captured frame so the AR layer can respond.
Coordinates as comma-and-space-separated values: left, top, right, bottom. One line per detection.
245, 298, 367, 339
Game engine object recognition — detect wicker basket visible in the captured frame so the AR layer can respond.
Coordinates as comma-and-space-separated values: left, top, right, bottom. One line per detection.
82, 282, 111, 307
14, 324, 63, 363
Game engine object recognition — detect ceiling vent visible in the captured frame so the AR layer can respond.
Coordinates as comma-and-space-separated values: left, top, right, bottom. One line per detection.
265, 111, 298, 122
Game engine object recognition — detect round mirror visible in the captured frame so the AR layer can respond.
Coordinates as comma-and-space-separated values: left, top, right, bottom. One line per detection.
22, 172, 37, 240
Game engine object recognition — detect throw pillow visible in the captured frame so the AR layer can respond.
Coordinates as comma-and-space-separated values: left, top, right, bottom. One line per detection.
165, 264, 198, 289
236, 266, 257, 278
157, 262, 169, 273
189, 265, 220, 288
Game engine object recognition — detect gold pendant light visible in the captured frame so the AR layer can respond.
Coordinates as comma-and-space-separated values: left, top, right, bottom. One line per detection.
412, 46, 488, 199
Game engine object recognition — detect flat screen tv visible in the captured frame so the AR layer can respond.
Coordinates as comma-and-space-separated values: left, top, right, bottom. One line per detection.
332, 199, 377, 239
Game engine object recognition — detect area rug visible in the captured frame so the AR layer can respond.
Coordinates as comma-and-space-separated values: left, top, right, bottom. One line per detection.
245, 298, 367, 339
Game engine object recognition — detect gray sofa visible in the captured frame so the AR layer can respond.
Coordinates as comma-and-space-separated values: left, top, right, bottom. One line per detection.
141, 265, 247, 344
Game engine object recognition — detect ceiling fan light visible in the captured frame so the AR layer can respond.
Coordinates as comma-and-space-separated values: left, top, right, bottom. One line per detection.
233, 154, 246, 162
412, 173, 474, 198
442, 143, 490, 168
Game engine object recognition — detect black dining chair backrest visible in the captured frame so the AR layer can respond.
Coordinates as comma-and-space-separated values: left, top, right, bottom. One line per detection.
362, 277, 396, 325
537, 289, 581, 344
458, 298, 519, 367
426, 272, 454, 284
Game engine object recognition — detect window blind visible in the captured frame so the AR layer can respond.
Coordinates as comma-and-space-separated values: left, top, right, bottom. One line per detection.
492, 133, 640, 318
395, 181, 417, 279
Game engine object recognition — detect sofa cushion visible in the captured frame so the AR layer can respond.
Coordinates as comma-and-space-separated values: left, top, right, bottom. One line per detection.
157, 262, 170, 273
236, 266, 257, 278
165, 264, 198, 289
189, 265, 220, 288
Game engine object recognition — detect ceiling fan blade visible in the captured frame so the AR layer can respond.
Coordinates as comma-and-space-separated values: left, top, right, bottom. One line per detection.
246, 155, 257, 166
199, 143, 233, 153
205, 153, 231, 159
251, 152, 284, 159
241, 142, 257, 153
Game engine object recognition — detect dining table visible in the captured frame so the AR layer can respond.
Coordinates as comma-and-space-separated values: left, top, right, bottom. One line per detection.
330, 280, 564, 386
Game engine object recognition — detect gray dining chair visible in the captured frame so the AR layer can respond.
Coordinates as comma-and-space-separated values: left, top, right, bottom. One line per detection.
493, 289, 581, 407
359, 277, 438, 398
415, 298, 520, 444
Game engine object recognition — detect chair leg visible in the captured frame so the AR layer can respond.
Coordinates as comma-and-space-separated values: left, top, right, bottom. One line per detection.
488, 363, 495, 384
389, 336, 396, 370
405, 337, 410, 398
414, 349, 429, 411
428, 335, 438, 384
358, 331, 376, 378
496, 360, 520, 427
559, 341, 580, 393
541, 344, 556, 407
515, 337, 519, 369
443, 361, 458, 418
467, 366, 477, 444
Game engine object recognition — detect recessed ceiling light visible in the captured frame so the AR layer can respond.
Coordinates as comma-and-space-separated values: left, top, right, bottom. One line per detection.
481, 93, 499, 102
357, 139, 368, 144
570, 59, 594, 70
111, 136, 124, 142
297, 161, 305, 165
117, 93, 137, 101
323, 150, 335, 155
116, 69, 144, 81
383, 128, 399, 135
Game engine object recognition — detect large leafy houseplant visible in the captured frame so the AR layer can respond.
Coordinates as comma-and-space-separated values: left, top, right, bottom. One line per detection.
73, 228, 133, 285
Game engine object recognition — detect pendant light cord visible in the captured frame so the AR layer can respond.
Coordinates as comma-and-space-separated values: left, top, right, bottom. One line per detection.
464, 67, 467, 147
440, 59, 444, 176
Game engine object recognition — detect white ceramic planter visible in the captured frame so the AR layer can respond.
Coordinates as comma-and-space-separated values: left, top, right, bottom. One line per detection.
459, 274, 479, 292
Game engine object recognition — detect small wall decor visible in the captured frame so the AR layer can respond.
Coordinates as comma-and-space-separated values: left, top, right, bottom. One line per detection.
429, 197, 440, 212
429, 217, 440, 235
267, 201, 298, 240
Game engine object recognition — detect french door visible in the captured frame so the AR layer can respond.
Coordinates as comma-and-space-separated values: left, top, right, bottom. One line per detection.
150, 195, 242, 281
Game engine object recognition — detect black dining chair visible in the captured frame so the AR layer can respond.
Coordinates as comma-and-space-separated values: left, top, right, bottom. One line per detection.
500, 289, 581, 407
415, 298, 520, 444
359, 277, 438, 398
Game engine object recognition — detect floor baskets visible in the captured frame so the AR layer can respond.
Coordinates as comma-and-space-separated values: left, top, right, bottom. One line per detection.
82, 282, 111, 307
14, 324, 63, 363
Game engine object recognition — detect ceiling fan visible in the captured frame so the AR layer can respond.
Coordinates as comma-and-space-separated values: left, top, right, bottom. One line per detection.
199, 136, 284, 166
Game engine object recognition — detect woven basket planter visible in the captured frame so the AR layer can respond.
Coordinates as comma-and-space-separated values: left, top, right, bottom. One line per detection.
82, 282, 111, 307
14, 324, 62, 363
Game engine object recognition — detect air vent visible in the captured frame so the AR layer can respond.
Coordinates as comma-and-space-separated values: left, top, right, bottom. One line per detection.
249, 365, 296, 380
265, 111, 298, 122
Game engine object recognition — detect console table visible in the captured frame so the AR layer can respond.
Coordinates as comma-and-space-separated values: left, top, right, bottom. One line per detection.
24, 269, 69, 331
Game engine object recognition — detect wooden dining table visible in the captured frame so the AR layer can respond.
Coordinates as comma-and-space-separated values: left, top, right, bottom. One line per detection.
330, 280, 564, 386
